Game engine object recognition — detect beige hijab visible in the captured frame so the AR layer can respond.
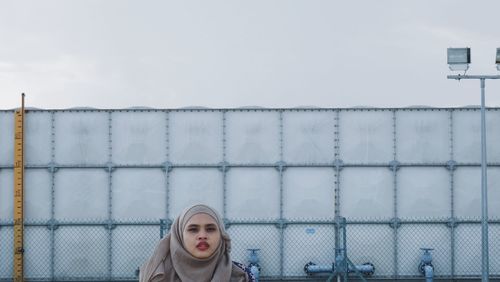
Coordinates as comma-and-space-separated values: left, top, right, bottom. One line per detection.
140, 204, 248, 282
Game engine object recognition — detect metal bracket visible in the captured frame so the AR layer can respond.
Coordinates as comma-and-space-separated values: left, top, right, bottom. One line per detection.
223, 218, 231, 230
162, 161, 173, 173
46, 219, 59, 231
160, 219, 171, 237
446, 217, 458, 228
275, 161, 287, 172
218, 161, 230, 173
333, 159, 344, 171
446, 160, 457, 171
389, 217, 401, 229
104, 220, 116, 230
275, 219, 288, 229
47, 162, 59, 173
388, 160, 400, 171
105, 162, 115, 173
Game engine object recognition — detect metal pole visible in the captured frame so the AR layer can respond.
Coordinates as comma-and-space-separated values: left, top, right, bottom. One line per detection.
447, 74, 500, 282
480, 78, 489, 282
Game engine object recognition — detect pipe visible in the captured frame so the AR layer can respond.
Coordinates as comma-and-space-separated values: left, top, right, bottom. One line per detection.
304, 262, 334, 274
424, 264, 434, 282
419, 248, 434, 282
247, 249, 261, 282
304, 262, 374, 276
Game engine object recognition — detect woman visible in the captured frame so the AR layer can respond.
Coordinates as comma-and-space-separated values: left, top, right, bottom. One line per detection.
140, 204, 255, 282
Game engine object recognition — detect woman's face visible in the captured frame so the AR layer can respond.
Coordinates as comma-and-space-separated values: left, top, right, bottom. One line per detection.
182, 213, 222, 259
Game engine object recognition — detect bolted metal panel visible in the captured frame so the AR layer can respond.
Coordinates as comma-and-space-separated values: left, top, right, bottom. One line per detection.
225, 111, 281, 164
282, 168, 336, 220
453, 109, 500, 163
225, 168, 280, 220
2, 108, 500, 281
54, 111, 109, 165
282, 111, 335, 164
168, 168, 224, 220
340, 167, 393, 220
25, 112, 52, 165
396, 110, 450, 163
397, 167, 450, 219
168, 111, 223, 164
111, 111, 167, 165
111, 169, 166, 221
0, 169, 14, 221
339, 110, 394, 163
0, 111, 14, 166
24, 169, 51, 221
54, 169, 109, 221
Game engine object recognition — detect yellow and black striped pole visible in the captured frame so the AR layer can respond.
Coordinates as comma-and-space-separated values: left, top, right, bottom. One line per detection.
13, 93, 25, 282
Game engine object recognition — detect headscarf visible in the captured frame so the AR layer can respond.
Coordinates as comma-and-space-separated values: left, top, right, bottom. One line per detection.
139, 204, 248, 282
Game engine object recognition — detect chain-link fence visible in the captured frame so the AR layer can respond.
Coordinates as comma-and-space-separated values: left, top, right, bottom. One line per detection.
1, 220, 499, 281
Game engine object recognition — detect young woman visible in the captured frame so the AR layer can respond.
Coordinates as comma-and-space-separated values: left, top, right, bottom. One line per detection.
140, 204, 256, 282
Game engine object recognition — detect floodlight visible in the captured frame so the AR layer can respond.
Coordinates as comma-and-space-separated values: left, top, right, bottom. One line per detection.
496, 48, 500, 71
447, 47, 470, 71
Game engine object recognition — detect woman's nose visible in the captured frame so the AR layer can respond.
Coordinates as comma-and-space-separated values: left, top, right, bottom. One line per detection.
198, 231, 208, 239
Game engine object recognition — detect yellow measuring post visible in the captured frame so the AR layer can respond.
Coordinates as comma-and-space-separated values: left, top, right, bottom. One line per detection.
13, 93, 25, 282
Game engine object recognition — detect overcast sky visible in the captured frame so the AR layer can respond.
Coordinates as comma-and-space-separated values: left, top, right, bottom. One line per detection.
1, 0, 500, 109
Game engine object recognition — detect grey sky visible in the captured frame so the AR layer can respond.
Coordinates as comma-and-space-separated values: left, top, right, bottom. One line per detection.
1, 0, 500, 109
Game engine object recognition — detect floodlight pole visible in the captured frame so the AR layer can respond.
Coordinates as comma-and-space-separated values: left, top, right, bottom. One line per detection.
447, 74, 500, 282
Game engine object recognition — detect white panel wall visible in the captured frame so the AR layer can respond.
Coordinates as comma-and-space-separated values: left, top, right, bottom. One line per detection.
226, 168, 280, 220
398, 168, 450, 219
283, 111, 334, 163
283, 168, 335, 220
0, 112, 14, 165
396, 110, 450, 163
54, 169, 108, 220
25, 169, 51, 221
339, 110, 393, 163
112, 169, 166, 220
454, 167, 500, 219
168, 168, 223, 220
225, 111, 280, 164
112, 111, 166, 165
169, 111, 222, 164
54, 111, 109, 165
340, 168, 393, 219
2, 108, 500, 280
0, 169, 13, 221
25, 112, 52, 165
453, 110, 500, 163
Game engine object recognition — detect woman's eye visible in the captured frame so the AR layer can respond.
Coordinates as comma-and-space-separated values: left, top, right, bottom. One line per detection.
206, 227, 217, 232
188, 227, 198, 233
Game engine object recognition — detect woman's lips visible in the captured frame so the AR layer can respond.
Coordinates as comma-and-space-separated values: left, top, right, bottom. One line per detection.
196, 242, 209, 251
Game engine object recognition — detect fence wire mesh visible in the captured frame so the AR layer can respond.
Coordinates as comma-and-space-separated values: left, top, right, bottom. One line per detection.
1, 221, 500, 280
